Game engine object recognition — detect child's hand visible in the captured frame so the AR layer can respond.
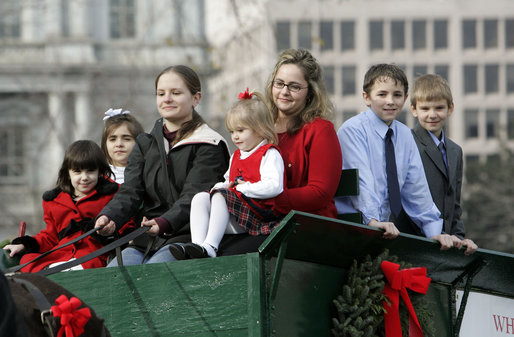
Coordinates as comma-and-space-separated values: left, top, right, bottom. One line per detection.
236, 178, 245, 185
368, 219, 399, 239
228, 181, 236, 189
141, 217, 160, 236
3, 244, 25, 257
95, 215, 116, 236
430, 233, 454, 250
452, 236, 478, 255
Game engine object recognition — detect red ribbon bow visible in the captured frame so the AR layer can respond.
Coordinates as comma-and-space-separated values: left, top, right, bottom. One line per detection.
381, 261, 431, 337
51, 294, 92, 337
238, 87, 253, 99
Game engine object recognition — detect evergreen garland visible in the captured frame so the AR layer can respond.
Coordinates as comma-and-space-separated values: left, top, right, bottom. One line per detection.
331, 249, 435, 337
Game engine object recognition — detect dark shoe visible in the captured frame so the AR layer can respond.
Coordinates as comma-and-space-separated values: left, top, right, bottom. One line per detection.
184, 243, 209, 259
169, 243, 188, 260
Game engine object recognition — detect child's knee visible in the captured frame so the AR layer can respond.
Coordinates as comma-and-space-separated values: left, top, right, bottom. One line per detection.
192, 191, 209, 203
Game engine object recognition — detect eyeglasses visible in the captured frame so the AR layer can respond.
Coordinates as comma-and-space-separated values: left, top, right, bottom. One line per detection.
272, 80, 308, 93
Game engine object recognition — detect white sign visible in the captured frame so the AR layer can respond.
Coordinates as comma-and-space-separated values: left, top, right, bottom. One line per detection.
456, 290, 514, 336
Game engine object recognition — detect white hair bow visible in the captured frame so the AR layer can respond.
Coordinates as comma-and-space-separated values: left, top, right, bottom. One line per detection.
103, 108, 131, 120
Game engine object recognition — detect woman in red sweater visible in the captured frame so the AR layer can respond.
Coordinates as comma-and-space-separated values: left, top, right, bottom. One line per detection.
218, 49, 342, 256
265, 48, 342, 218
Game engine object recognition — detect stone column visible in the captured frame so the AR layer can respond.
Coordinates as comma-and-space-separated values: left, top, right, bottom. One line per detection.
45, 92, 66, 176
74, 91, 92, 140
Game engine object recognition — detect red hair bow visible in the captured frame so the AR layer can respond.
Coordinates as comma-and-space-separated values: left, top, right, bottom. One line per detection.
238, 88, 253, 99
51, 294, 92, 337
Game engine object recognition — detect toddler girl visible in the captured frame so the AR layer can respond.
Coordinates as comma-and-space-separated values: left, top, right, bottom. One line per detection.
3, 140, 128, 272
101, 108, 144, 184
170, 89, 285, 259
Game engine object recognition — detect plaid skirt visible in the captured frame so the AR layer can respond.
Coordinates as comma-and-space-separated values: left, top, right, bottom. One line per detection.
214, 188, 283, 236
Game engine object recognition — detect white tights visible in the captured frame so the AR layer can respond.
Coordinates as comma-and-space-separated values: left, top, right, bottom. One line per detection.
190, 192, 245, 257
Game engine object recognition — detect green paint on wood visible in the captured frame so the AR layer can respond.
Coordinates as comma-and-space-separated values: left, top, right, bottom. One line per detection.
50, 254, 261, 337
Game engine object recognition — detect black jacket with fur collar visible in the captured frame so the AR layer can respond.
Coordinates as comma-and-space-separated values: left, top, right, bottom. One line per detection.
99, 119, 230, 252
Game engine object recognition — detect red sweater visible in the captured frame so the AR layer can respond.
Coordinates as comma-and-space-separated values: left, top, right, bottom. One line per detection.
274, 118, 342, 218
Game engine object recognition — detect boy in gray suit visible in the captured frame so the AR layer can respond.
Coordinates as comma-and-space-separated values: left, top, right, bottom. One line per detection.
410, 74, 477, 255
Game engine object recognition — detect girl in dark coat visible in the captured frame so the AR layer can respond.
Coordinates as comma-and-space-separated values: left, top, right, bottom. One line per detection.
95, 65, 230, 265
3, 140, 128, 272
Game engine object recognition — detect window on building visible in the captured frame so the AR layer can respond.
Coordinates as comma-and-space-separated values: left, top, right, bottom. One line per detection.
396, 109, 408, 124
0, 126, 24, 184
485, 64, 499, 94
487, 154, 501, 164
412, 20, 427, 50
435, 65, 449, 82
341, 21, 355, 51
486, 109, 500, 139
397, 64, 407, 73
413, 65, 427, 79
465, 155, 480, 166
462, 19, 477, 49
391, 20, 405, 50
508, 109, 514, 139
434, 19, 448, 49
463, 64, 478, 94
61, 0, 70, 37
343, 110, 357, 121
0, 1, 21, 38
276, 21, 291, 51
342, 66, 356, 96
369, 20, 384, 50
109, 0, 135, 39
323, 66, 335, 95
484, 19, 498, 49
320, 21, 333, 51
505, 19, 514, 49
507, 64, 514, 94
465, 109, 479, 138
298, 21, 312, 49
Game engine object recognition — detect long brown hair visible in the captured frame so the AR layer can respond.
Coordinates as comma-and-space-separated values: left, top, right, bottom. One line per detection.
265, 49, 334, 134
155, 65, 205, 146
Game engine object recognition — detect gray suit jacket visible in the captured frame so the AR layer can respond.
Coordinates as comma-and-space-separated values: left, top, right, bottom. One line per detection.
412, 124, 466, 238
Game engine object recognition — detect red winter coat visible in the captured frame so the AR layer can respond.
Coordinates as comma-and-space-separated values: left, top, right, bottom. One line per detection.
16, 178, 132, 273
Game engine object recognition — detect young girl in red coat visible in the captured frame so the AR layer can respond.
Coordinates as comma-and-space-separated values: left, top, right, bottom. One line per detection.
4, 140, 125, 272
169, 89, 285, 259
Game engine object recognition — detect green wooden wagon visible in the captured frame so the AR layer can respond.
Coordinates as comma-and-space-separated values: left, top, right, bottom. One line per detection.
41, 211, 514, 337
2, 169, 513, 336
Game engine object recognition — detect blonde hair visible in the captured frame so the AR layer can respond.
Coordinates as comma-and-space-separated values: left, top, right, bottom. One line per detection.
410, 74, 453, 108
265, 48, 334, 134
225, 91, 278, 145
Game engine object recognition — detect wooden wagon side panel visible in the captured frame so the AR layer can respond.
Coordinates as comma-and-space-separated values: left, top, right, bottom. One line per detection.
49, 254, 265, 337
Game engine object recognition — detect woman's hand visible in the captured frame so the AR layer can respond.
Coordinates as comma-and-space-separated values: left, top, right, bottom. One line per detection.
141, 217, 160, 236
367, 218, 400, 239
95, 215, 116, 236
3, 244, 25, 257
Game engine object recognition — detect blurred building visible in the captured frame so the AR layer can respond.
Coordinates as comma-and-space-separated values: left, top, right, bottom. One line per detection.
207, 0, 514, 162
0, 0, 209, 234
1, 0, 513, 237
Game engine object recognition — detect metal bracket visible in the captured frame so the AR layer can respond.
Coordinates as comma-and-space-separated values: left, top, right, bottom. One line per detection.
450, 257, 486, 337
